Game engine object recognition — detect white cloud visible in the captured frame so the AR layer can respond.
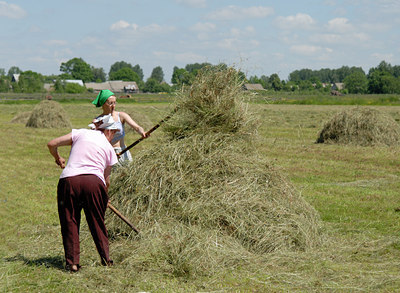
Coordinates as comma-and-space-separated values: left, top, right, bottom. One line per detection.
110, 20, 138, 31
230, 26, 255, 37
312, 31, 370, 45
174, 52, 206, 63
326, 17, 353, 33
44, 40, 68, 46
175, 0, 206, 8
0, 1, 26, 19
290, 44, 331, 56
110, 21, 174, 34
206, 5, 274, 21
276, 13, 316, 30
217, 38, 238, 50
377, 0, 400, 14
190, 22, 216, 32
371, 52, 394, 62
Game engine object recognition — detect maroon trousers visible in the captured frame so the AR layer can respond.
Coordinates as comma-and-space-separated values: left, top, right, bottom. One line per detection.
57, 174, 111, 266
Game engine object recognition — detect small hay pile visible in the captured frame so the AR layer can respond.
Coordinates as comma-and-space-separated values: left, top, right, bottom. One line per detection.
108, 66, 321, 277
26, 100, 71, 128
316, 107, 400, 146
11, 111, 32, 124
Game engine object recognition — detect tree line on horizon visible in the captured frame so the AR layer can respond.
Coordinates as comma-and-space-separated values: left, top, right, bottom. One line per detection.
0, 58, 399, 95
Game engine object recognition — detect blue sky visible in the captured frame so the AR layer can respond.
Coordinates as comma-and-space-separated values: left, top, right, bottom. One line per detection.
0, 0, 399, 82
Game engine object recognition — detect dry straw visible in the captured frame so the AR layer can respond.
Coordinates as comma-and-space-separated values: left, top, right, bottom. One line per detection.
316, 107, 400, 146
26, 100, 71, 128
11, 111, 32, 124
108, 66, 321, 277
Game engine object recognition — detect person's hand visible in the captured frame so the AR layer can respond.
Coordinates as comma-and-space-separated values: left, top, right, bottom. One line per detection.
142, 131, 150, 138
55, 157, 66, 169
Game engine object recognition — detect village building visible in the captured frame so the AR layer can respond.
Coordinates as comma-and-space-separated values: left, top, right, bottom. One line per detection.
243, 83, 264, 91
84, 81, 139, 93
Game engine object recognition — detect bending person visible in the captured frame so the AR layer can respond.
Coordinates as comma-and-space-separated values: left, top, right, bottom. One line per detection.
47, 115, 118, 272
92, 89, 149, 162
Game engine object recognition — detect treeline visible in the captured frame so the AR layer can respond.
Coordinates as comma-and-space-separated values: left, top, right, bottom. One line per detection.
0, 58, 399, 94
249, 61, 400, 94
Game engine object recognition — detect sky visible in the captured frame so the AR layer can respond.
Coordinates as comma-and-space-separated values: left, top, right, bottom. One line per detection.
0, 0, 399, 82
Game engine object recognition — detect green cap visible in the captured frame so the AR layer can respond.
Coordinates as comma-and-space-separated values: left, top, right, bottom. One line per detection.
92, 89, 114, 107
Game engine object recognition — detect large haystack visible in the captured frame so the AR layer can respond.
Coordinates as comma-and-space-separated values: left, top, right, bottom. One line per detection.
26, 100, 71, 128
316, 107, 400, 146
108, 66, 321, 276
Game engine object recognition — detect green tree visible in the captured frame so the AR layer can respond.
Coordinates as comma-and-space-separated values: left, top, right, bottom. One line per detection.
150, 66, 164, 83
59, 58, 93, 82
171, 67, 193, 86
298, 80, 314, 91
0, 76, 10, 92
91, 67, 106, 82
132, 64, 144, 81
185, 62, 211, 75
143, 78, 161, 93
344, 71, 368, 93
269, 73, 282, 91
109, 61, 132, 76
7, 66, 22, 78
64, 82, 86, 93
15, 70, 44, 93
380, 75, 400, 94
109, 67, 140, 82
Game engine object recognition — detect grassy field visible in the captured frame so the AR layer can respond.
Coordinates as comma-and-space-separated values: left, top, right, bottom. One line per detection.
0, 100, 399, 292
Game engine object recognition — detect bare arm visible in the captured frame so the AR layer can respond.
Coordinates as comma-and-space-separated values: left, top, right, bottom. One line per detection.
119, 111, 149, 138
47, 133, 72, 169
104, 165, 112, 190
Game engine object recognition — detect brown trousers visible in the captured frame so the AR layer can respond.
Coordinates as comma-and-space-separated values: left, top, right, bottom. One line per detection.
57, 174, 110, 266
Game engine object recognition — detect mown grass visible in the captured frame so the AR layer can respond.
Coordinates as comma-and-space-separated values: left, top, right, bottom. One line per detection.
0, 101, 400, 292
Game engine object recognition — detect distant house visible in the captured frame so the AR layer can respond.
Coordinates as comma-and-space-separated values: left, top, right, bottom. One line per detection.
243, 83, 264, 91
11, 74, 20, 82
332, 83, 344, 91
44, 83, 53, 91
85, 81, 139, 93
65, 79, 84, 86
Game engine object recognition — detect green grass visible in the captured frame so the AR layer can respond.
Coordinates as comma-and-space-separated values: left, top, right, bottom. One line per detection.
253, 92, 400, 106
1, 101, 400, 292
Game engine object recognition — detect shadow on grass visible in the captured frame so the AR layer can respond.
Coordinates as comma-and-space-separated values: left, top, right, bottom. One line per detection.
5, 254, 64, 270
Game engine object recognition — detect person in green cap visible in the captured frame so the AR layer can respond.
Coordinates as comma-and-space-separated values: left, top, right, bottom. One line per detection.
92, 89, 148, 162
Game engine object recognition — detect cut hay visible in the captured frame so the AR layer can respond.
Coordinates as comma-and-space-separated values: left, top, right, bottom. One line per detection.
108, 66, 321, 277
164, 65, 253, 139
11, 111, 32, 124
26, 100, 71, 128
316, 107, 400, 146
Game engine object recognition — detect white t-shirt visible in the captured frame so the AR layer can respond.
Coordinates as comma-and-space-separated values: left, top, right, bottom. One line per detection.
60, 129, 118, 185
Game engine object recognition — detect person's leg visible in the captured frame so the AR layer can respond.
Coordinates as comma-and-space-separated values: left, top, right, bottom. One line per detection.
80, 175, 112, 265
57, 178, 82, 269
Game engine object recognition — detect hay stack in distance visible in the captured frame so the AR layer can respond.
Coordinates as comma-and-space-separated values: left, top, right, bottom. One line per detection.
316, 107, 400, 146
26, 100, 71, 128
11, 111, 32, 124
108, 66, 321, 276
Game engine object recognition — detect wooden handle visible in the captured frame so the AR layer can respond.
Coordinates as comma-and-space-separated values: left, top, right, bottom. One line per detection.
108, 202, 140, 234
